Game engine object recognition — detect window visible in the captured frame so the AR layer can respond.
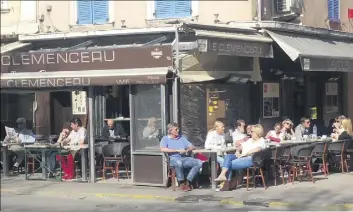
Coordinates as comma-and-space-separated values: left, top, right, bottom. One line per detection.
328, 0, 340, 22
276, 0, 291, 13
1, 0, 8, 10
155, 0, 192, 19
77, 0, 109, 25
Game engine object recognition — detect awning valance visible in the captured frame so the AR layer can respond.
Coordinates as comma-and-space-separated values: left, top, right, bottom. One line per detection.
1, 41, 31, 54
194, 30, 273, 58
180, 71, 253, 83
266, 30, 353, 72
0, 67, 170, 88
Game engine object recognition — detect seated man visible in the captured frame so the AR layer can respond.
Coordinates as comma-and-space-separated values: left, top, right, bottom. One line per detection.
4, 117, 33, 173
160, 123, 202, 192
102, 119, 126, 139
294, 117, 311, 139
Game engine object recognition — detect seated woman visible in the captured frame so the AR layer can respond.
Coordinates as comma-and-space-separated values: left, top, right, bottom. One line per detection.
214, 124, 267, 191
143, 117, 159, 139
331, 115, 346, 140
266, 122, 283, 142
56, 118, 87, 179
335, 118, 353, 141
281, 119, 295, 141
204, 120, 226, 166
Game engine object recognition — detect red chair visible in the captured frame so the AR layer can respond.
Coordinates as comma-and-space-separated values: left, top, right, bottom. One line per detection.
56, 154, 75, 180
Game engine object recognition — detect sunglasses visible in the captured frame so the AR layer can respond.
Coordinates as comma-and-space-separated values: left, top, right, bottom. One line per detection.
305, 121, 310, 124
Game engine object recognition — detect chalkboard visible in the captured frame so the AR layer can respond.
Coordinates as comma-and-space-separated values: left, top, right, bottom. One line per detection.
263, 97, 279, 118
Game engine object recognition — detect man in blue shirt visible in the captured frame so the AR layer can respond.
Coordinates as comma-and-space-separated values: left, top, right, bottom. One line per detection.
160, 123, 202, 191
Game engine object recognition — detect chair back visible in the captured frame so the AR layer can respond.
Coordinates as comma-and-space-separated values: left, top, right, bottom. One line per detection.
271, 146, 285, 160
102, 143, 129, 158
312, 142, 330, 156
328, 140, 348, 153
252, 149, 271, 164
297, 144, 316, 157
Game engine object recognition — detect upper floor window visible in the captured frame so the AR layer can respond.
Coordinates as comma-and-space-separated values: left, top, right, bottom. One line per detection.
77, 0, 109, 25
276, 0, 291, 13
1, 0, 9, 11
155, 0, 192, 19
327, 0, 340, 22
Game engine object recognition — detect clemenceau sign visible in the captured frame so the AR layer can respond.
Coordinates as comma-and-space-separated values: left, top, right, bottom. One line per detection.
0, 46, 172, 88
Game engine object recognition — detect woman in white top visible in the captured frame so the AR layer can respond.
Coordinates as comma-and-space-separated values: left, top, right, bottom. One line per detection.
205, 121, 226, 166
215, 124, 267, 190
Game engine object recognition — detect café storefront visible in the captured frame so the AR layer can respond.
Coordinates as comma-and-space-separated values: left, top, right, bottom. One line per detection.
0, 43, 174, 183
178, 22, 274, 145
258, 27, 353, 132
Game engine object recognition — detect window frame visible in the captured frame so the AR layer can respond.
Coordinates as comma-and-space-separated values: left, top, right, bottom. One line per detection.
70, 0, 115, 26
146, 0, 199, 20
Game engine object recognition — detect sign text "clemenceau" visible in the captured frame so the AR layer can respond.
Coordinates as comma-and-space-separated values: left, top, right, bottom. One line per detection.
1, 50, 115, 66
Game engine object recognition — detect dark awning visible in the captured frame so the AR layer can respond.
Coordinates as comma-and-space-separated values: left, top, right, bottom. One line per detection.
0, 67, 170, 88
266, 30, 353, 72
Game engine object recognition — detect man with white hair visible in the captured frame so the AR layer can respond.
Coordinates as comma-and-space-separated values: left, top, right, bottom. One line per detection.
160, 123, 202, 192
4, 117, 33, 172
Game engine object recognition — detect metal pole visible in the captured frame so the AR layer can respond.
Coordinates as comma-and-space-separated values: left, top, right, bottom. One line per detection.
88, 86, 96, 183
257, 0, 262, 22
172, 24, 180, 125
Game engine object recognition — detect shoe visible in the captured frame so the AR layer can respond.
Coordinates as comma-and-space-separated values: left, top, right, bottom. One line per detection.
48, 173, 55, 178
179, 184, 191, 192
214, 176, 227, 181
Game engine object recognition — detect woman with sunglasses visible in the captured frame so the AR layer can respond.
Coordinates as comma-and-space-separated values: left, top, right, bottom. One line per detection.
331, 115, 346, 139
214, 124, 266, 191
281, 119, 295, 140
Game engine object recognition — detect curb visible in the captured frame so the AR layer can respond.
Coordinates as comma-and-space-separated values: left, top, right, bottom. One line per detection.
220, 199, 353, 210
2, 188, 353, 209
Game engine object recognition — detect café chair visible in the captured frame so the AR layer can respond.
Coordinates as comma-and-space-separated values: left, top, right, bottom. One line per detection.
101, 143, 129, 180
246, 149, 269, 190
287, 144, 316, 184
165, 154, 177, 191
311, 141, 330, 176
328, 139, 351, 173
270, 146, 285, 186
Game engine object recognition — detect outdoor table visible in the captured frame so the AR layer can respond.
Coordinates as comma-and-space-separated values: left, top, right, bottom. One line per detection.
193, 149, 218, 190
24, 144, 62, 181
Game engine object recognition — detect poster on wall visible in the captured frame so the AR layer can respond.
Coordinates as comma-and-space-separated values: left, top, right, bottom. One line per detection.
72, 91, 87, 115
263, 83, 280, 118
208, 92, 220, 113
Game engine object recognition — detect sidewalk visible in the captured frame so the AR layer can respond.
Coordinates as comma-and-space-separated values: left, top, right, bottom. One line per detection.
2, 173, 353, 210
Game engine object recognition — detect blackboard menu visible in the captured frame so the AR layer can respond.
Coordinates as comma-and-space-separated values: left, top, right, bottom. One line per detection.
263, 83, 280, 118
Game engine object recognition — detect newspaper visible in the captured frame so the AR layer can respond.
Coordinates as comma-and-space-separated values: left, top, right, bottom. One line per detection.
19, 134, 35, 144
5, 126, 17, 137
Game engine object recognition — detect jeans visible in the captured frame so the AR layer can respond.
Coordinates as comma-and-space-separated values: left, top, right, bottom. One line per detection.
169, 157, 203, 182
222, 154, 254, 180
46, 151, 57, 173
8, 144, 25, 166
217, 156, 224, 167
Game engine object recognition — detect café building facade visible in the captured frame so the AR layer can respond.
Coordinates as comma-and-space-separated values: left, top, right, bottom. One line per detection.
0, 28, 176, 184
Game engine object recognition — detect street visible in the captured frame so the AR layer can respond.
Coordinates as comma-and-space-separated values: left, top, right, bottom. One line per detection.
0, 193, 317, 212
